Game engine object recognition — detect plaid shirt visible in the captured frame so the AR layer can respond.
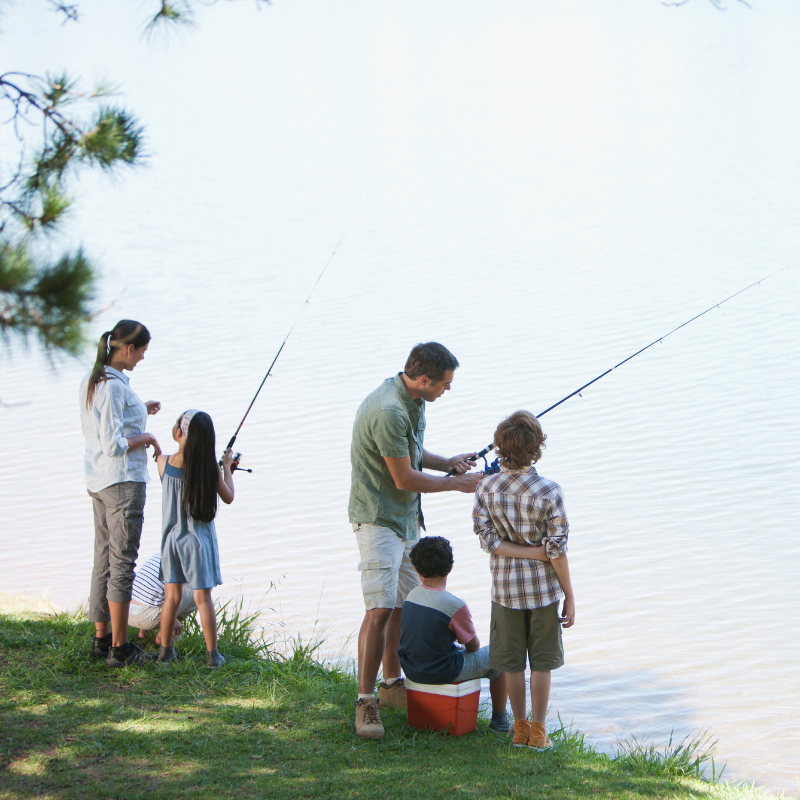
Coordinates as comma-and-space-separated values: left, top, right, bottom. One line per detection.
473, 465, 569, 610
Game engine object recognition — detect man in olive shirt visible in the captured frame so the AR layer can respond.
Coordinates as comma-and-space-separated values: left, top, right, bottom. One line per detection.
349, 342, 482, 739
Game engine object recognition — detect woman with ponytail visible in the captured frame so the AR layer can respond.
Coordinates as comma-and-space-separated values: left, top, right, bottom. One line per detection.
155, 410, 235, 667
79, 320, 162, 667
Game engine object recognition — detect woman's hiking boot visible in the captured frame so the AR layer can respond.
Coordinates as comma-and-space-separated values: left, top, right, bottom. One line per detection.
90, 632, 112, 660
527, 722, 553, 750
489, 711, 510, 733
206, 649, 225, 668
512, 719, 532, 747
354, 697, 384, 740
106, 642, 152, 667
156, 645, 179, 664
378, 677, 407, 709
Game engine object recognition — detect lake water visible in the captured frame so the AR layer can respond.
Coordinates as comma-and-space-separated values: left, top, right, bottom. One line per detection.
2, 0, 799, 792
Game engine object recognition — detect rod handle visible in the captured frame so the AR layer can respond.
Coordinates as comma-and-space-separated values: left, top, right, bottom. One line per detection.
219, 435, 237, 467
445, 443, 494, 477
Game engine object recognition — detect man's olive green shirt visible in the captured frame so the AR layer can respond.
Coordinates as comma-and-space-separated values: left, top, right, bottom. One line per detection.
349, 374, 426, 540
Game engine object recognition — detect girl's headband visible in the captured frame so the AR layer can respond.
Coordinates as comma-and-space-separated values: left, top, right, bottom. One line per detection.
180, 409, 199, 438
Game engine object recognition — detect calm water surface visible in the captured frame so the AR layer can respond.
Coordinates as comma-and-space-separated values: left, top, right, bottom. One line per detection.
1, 1, 799, 791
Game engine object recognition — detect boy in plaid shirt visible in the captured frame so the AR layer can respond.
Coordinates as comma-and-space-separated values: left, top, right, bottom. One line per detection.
473, 410, 575, 749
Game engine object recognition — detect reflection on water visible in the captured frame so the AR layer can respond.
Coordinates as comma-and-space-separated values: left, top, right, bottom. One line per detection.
2, 0, 800, 792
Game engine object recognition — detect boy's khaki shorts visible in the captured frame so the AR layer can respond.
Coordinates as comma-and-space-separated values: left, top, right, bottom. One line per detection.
488, 600, 564, 673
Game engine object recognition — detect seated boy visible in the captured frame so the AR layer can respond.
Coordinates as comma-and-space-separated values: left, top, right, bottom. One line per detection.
398, 536, 510, 733
473, 410, 576, 750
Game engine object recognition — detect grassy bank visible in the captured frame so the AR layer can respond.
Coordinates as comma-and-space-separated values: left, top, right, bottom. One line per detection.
0, 601, 773, 800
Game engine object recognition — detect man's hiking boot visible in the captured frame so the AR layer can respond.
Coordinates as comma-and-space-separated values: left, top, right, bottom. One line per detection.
527, 721, 553, 750
378, 677, 407, 709
489, 711, 510, 733
206, 649, 225, 668
106, 642, 152, 667
512, 719, 532, 747
90, 632, 112, 660
156, 645, 179, 664
354, 697, 384, 740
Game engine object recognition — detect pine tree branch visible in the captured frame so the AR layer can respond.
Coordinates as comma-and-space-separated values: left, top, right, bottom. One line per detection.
0, 241, 96, 355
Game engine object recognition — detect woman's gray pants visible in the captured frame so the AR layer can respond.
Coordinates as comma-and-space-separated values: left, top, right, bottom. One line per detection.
87, 481, 146, 622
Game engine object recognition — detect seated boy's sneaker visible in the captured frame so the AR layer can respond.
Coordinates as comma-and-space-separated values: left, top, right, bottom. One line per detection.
354, 697, 384, 740
156, 645, 179, 664
489, 711, 510, 733
206, 649, 226, 668
527, 722, 553, 750
90, 632, 112, 660
106, 642, 152, 667
512, 719, 531, 747
378, 678, 407, 709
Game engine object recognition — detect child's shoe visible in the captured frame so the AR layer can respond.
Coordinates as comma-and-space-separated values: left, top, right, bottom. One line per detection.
378, 678, 407, 709
527, 721, 553, 750
512, 719, 531, 747
489, 711, 510, 733
156, 645, 179, 664
206, 649, 225, 668
90, 632, 112, 660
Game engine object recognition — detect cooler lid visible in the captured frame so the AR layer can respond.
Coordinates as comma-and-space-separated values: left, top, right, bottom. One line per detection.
405, 678, 482, 698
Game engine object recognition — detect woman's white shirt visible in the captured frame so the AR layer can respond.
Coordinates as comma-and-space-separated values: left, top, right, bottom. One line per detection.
79, 366, 150, 492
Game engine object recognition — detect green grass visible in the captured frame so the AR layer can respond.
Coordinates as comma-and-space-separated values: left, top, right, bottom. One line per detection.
0, 604, 780, 800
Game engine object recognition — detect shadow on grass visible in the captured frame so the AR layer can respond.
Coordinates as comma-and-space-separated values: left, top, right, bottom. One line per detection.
0, 612, 727, 800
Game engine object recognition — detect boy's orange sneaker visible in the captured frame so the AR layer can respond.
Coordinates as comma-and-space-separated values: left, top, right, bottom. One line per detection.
512, 720, 531, 747
527, 721, 553, 750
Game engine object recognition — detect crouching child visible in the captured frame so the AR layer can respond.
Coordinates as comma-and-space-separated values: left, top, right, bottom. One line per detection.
398, 536, 510, 733
474, 410, 576, 750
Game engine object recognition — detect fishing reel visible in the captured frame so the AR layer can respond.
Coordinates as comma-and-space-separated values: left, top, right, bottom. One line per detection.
482, 455, 501, 475
218, 450, 253, 473
231, 452, 252, 473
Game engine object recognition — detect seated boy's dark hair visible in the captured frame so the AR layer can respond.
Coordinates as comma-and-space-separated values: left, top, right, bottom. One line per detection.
410, 536, 454, 578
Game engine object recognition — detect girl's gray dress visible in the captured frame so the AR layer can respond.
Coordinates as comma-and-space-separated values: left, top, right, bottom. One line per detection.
159, 457, 222, 590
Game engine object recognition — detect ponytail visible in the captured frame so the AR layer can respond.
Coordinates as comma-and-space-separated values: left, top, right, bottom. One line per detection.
85, 319, 151, 409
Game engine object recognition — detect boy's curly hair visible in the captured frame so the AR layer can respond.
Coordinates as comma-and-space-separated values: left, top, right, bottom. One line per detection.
409, 536, 454, 578
494, 410, 546, 469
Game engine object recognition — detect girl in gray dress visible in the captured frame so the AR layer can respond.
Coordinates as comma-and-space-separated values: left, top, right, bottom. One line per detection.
155, 410, 235, 667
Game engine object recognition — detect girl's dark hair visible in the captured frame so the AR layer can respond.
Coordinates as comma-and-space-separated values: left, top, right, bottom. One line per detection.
494, 410, 547, 469
85, 319, 151, 409
409, 536, 454, 578
182, 411, 219, 524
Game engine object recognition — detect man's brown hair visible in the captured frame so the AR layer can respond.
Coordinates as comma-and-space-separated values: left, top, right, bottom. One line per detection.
494, 410, 547, 469
404, 342, 459, 382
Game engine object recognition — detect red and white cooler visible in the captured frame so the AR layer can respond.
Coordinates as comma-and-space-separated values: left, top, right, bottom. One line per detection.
405, 678, 482, 737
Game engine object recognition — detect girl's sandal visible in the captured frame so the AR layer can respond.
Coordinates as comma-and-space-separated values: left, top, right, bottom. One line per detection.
206, 649, 225, 668
156, 645, 179, 664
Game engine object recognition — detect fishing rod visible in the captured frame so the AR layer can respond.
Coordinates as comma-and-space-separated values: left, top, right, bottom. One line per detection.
220, 227, 350, 469
446, 267, 789, 476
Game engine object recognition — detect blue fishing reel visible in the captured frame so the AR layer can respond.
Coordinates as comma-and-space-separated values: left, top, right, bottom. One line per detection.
482, 455, 501, 475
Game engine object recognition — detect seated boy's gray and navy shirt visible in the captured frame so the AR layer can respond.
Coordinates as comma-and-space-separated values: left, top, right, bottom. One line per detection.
398, 586, 477, 684
348, 373, 426, 541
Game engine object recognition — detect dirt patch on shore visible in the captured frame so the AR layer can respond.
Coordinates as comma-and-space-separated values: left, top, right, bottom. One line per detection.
0, 591, 61, 617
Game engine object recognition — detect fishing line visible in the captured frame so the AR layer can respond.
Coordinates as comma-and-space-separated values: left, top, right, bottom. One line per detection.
446, 267, 790, 475
221, 226, 351, 462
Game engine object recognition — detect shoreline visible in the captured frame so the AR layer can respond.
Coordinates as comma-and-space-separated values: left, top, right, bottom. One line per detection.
0, 595, 781, 800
